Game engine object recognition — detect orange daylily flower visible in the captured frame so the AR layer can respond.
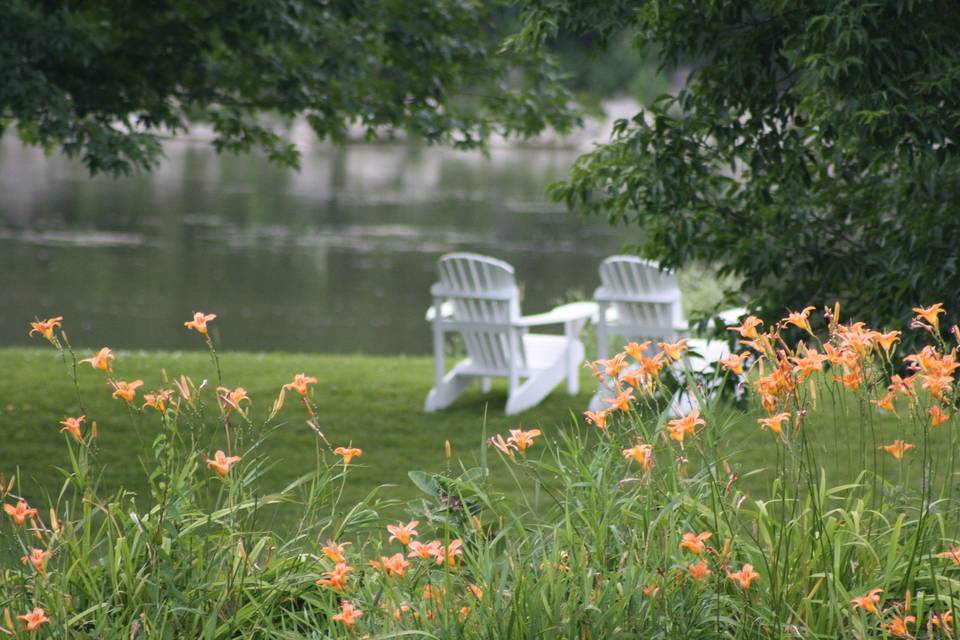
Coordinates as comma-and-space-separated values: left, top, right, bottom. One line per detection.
931, 405, 951, 428
322, 540, 351, 563
316, 562, 352, 591
488, 433, 515, 457
585, 360, 605, 381
936, 547, 960, 565
387, 520, 420, 546
760, 393, 777, 415
4, 500, 38, 526
903, 345, 959, 376
850, 589, 884, 614
79, 347, 114, 372
667, 410, 705, 447
331, 600, 363, 628
283, 373, 317, 397
728, 316, 763, 339
433, 539, 463, 567
507, 428, 541, 453
217, 386, 251, 415
642, 584, 659, 597
619, 367, 648, 390
639, 352, 667, 377
833, 367, 863, 391
623, 341, 652, 360
20, 548, 51, 575
467, 584, 484, 600
873, 330, 901, 356
111, 379, 144, 404
727, 563, 760, 589
600, 353, 628, 378
377, 552, 411, 578
913, 303, 946, 331
836, 322, 875, 356
622, 443, 654, 471
604, 387, 635, 412
28, 317, 63, 342
658, 338, 688, 362
184, 311, 217, 335
783, 306, 816, 334
791, 350, 827, 380
884, 615, 916, 638
921, 374, 954, 401
59, 415, 86, 442
205, 450, 241, 477
880, 440, 914, 461
407, 540, 442, 560
679, 531, 712, 555
142, 389, 174, 412
870, 392, 898, 416
888, 374, 917, 399
688, 559, 712, 582
823, 343, 858, 369
757, 412, 790, 435
17, 608, 49, 632
719, 352, 750, 376
583, 409, 609, 431
334, 446, 362, 465
929, 611, 953, 636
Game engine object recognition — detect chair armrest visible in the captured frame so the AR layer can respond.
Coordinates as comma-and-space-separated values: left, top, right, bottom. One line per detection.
514, 302, 598, 327
425, 300, 454, 322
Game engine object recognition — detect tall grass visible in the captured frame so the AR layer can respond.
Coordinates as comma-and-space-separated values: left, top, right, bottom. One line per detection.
2, 306, 959, 638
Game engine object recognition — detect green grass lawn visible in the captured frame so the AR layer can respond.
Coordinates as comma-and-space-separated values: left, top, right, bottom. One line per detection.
0, 347, 924, 526
0, 348, 596, 512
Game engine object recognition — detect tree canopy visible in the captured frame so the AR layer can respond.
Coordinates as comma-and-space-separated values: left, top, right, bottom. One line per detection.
4, 0, 959, 332
0, 0, 576, 175
515, 0, 960, 332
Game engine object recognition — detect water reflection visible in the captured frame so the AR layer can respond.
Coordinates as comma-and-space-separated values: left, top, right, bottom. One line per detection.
0, 136, 632, 353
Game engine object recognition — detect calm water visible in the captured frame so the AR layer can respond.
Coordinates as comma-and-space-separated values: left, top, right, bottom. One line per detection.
0, 136, 630, 354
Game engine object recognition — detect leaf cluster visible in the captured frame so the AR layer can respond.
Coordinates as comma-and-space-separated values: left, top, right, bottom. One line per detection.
517, 0, 960, 335
0, 0, 579, 174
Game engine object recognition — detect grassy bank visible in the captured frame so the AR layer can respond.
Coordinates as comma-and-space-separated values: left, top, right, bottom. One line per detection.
0, 346, 908, 517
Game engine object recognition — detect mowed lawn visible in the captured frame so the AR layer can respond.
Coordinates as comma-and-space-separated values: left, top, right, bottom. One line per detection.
0, 348, 596, 513
0, 347, 924, 525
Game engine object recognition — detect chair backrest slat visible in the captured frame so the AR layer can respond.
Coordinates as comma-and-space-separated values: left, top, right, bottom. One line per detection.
599, 256, 685, 341
436, 253, 523, 371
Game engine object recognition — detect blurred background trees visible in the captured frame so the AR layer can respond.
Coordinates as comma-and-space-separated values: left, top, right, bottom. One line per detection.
4, 0, 958, 335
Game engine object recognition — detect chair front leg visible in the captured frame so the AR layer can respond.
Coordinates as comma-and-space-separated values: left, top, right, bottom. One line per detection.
507, 328, 521, 395
597, 301, 609, 360
565, 319, 581, 395
432, 299, 446, 390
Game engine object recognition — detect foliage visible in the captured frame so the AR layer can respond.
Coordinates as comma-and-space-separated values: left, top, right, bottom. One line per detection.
4, 306, 960, 637
0, 0, 577, 175
511, 0, 960, 336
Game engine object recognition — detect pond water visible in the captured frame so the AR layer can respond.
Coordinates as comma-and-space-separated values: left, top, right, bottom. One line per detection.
0, 136, 632, 354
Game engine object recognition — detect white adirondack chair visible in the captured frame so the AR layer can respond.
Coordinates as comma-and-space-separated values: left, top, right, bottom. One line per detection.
590, 255, 737, 412
425, 253, 596, 415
